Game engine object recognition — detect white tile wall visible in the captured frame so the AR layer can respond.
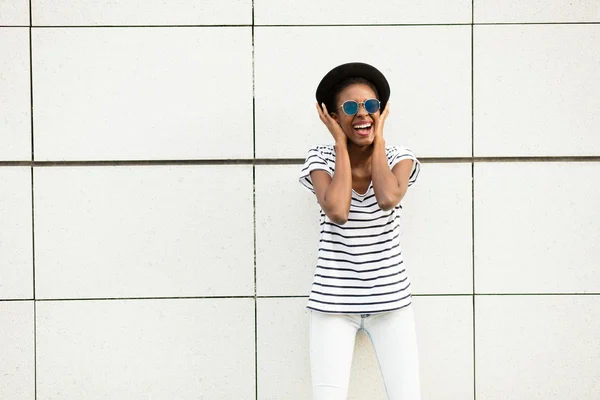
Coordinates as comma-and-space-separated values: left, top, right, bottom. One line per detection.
474, 162, 600, 294
36, 298, 255, 399
413, 296, 474, 400
254, 0, 471, 25
474, 25, 600, 156
402, 163, 473, 295
32, 27, 253, 161
0, 167, 33, 299
1, 0, 597, 398
476, 295, 600, 399
0, 301, 34, 400
475, 0, 600, 23
255, 165, 320, 296
254, 26, 472, 158
0, 0, 29, 25
32, 0, 251, 25
256, 297, 311, 400
0, 28, 31, 161
34, 165, 254, 299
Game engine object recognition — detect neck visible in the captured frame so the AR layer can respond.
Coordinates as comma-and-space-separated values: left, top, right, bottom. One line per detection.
347, 141, 373, 166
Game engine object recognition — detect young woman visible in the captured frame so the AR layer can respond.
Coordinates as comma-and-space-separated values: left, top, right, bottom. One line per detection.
299, 62, 421, 400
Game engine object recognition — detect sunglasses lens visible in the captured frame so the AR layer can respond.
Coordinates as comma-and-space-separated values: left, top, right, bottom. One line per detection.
365, 99, 380, 114
342, 101, 359, 115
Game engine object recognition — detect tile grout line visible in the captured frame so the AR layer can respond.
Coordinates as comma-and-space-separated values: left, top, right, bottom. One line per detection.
1, 156, 599, 168
3, 21, 599, 28
471, 1, 477, 398
28, 1, 38, 398
251, 2, 258, 399
31, 168, 37, 400
2, 292, 599, 303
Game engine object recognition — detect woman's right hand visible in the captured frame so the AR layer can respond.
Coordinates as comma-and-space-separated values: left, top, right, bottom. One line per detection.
316, 102, 347, 145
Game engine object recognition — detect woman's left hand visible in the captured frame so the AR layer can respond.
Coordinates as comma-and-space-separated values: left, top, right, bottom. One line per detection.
371, 102, 390, 140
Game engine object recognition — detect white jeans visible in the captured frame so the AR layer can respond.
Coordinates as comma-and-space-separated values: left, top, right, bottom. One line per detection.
309, 306, 421, 400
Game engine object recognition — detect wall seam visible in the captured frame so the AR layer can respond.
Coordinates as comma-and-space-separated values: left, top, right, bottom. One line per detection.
1, 156, 599, 168
9, 21, 600, 28
2, 292, 597, 303
28, 0, 38, 398
471, 1, 477, 398
252, 2, 258, 399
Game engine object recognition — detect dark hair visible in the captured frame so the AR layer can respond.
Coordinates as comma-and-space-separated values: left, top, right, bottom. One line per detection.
328, 77, 379, 113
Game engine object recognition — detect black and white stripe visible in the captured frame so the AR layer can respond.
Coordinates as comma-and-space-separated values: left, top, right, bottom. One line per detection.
299, 144, 420, 314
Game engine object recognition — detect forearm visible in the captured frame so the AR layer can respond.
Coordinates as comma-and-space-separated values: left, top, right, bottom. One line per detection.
321, 142, 352, 223
371, 137, 405, 210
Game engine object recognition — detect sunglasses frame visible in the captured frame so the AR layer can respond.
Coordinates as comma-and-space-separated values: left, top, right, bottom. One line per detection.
336, 98, 381, 116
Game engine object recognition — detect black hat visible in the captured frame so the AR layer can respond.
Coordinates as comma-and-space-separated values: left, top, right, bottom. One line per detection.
316, 62, 390, 113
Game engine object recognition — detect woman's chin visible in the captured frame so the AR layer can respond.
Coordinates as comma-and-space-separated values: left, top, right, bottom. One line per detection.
348, 135, 374, 147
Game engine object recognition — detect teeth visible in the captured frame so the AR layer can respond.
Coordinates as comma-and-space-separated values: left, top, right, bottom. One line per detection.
354, 124, 371, 129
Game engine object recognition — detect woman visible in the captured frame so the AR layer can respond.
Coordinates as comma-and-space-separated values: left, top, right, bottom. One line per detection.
299, 62, 421, 400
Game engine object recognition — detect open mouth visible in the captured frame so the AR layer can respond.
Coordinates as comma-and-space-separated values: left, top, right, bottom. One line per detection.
352, 122, 373, 137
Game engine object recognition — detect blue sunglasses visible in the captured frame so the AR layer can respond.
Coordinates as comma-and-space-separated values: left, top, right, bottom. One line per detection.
336, 98, 381, 116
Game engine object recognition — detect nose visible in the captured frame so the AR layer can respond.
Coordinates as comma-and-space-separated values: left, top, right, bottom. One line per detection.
356, 102, 368, 116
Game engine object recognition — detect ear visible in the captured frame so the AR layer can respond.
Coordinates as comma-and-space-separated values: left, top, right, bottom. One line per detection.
330, 112, 340, 123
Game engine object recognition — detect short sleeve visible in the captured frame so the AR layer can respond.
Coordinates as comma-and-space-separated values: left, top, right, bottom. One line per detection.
387, 145, 420, 187
299, 146, 334, 193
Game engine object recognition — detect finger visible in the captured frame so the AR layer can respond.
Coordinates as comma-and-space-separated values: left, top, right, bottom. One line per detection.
316, 102, 328, 123
316, 102, 324, 117
322, 103, 337, 123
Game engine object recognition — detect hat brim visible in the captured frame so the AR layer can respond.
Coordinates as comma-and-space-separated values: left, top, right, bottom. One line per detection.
316, 62, 390, 113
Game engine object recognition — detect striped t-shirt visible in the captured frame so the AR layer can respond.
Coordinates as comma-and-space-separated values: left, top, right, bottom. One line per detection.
299, 144, 420, 314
